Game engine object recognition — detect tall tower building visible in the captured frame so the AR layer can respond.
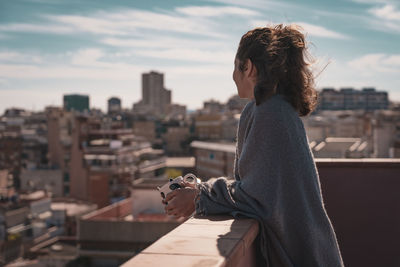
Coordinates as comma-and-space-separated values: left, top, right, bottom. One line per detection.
141, 71, 171, 114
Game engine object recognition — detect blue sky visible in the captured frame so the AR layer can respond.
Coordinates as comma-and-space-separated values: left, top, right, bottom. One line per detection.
0, 0, 399, 113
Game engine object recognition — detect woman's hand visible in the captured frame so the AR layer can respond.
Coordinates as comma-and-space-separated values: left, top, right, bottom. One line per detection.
163, 187, 198, 218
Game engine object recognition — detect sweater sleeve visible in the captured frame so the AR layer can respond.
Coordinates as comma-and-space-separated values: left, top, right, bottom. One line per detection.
195, 105, 289, 218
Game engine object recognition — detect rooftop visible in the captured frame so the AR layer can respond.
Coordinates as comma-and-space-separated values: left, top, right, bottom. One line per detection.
51, 200, 97, 217
166, 157, 196, 168
29, 236, 77, 258
190, 141, 236, 153
132, 178, 168, 189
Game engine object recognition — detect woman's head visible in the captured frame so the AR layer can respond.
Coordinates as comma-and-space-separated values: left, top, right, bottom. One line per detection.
234, 24, 318, 116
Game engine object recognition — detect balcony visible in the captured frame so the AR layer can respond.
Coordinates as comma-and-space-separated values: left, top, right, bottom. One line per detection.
122, 159, 400, 267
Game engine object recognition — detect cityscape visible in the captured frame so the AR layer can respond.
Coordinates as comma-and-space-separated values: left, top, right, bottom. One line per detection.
0, 70, 399, 266
1, 0, 400, 266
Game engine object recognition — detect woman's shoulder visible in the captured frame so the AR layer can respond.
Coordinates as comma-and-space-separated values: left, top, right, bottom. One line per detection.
239, 99, 256, 121
256, 94, 297, 119
242, 99, 255, 113
239, 94, 299, 128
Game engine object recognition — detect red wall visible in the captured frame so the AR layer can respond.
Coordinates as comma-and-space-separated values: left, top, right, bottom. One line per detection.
317, 160, 400, 267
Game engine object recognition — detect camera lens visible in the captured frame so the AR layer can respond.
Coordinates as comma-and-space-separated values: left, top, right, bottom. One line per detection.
169, 183, 181, 190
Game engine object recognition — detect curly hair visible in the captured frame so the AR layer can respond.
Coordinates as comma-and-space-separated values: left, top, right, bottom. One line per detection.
236, 24, 318, 116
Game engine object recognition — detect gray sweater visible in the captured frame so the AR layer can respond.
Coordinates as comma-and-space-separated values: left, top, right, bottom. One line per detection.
195, 94, 344, 267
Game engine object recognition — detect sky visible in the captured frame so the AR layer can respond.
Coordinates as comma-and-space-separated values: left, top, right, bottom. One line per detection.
0, 0, 400, 114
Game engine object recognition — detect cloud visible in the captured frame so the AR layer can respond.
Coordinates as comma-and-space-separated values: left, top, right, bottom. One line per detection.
175, 5, 259, 17
369, 4, 400, 20
0, 45, 233, 81
0, 8, 228, 38
0, 63, 139, 80
68, 48, 153, 69
0, 51, 43, 64
0, 78, 8, 86
0, 49, 141, 80
348, 53, 400, 74
70, 48, 105, 67
351, 0, 392, 4
364, 4, 400, 32
250, 21, 349, 39
134, 48, 234, 64
207, 0, 298, 10
39, 9, 227, 37
0, 23, 73, 34
100, 36, 226, 50
207, 0, 267, 7
294, 22, 349, 39
45, 15, 128, 35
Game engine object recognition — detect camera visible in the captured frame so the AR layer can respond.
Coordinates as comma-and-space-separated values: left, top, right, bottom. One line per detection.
157, 173, 200, 200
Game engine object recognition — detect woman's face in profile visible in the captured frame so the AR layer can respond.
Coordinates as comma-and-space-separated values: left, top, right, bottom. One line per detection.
233, 58, 254, 99
233, 58, 245, 98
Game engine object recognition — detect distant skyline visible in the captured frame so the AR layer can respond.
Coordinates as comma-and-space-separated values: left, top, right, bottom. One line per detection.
1, 0, 400, 114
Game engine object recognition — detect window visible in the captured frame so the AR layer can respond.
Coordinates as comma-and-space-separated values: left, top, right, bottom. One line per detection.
64, 185, 70, 196
63, 173, 70, 182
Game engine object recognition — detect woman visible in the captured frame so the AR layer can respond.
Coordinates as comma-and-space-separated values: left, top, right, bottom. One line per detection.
164, 24, 344, 267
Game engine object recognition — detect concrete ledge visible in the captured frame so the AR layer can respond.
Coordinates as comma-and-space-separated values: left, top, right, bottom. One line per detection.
122, 215, 259, 267
315, 158, 400, 167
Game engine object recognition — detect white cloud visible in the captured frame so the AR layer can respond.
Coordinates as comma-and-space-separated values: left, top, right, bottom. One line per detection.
348, 53, 400, 74
366, 4, 400, 32
0, 62, 143, 80
68, 48, 150, 70
0, 48, 143, 81
44, 9, 226, 38
369, 4, 400, 20
0, 78, 8, 86
207, 0, 298, 10
46, 15, 128, 35
0, 23, 73, 34
165, 64, 232, 76
70, 48, 105, 67
207, 0, 267, 7
250, 21, 349, 39
176, 5, 259, 17
100, 35, 234, 63
351, 0, 392, 4
0, 46, 233, 81
135, 48, 234, 63
383, 55, 400, 65
0, 8, 229, 38
295, 22, 349, 39
100, 36, 226, 50
0, 51, 42, 64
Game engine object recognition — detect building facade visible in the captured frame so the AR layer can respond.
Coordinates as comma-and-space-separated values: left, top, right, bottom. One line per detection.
108, 97, 122, 114
318, 87, 389, 111
63, 94, 89, 113
190, 141, 235, 180
140, 71, 171, 115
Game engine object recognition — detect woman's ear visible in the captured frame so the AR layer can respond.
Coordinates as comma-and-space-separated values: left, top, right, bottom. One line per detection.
244, 59, 257, 79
